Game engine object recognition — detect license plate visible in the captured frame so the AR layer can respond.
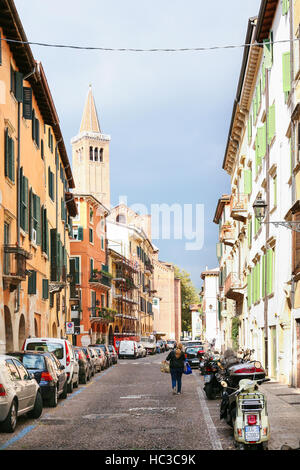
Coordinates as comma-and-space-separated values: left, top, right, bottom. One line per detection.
204, 375, 211, 383
244, 425, 260, 442
192, 360, 198, 363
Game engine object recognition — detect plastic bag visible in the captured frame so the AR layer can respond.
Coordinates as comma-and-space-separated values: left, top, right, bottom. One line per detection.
160, 361, 170, 373
183, 360, 192, 375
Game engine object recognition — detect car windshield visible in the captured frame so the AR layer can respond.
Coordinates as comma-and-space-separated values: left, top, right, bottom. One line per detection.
186, 348, 200, 354
22, 354, 45, 370
26, 342, 64, 359
108, 346, 114, 352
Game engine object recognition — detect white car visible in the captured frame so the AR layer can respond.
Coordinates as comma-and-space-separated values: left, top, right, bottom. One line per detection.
0, 355, 43, 433
118, 340, 138, 359
23, 338, 79, 393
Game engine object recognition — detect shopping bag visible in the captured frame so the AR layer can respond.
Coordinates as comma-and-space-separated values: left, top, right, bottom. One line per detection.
160, 360, 170, 373
183, 360, 192, 375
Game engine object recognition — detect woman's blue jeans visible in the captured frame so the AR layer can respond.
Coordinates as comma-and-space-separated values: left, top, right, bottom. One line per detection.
170, 368, 183, 392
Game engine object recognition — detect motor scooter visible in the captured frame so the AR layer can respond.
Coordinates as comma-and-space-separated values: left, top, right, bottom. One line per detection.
219, 363, 270, 450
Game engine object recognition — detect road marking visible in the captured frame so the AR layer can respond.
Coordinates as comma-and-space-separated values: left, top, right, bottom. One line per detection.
120, 395, 147, 399
128, 407, 176, 413
194, 376, 223, 450
0, 425, 36, 450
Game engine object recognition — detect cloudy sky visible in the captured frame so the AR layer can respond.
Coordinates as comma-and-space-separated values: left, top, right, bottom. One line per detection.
14, 0, 261, 290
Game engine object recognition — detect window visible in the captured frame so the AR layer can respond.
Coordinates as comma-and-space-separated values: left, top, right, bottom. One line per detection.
100, 148, 103, 162
29, 189, 41, 245
263, 31, 273, 70
28, 270, 37, 294
20, 167, 28, 232
70, 257, 80, 284
282, 0, 289, 15
41, 206, 49, 256
101, 236, 104, 250
89, 228, 93, 243
42, 279, 49, 300
89, 207, 94, 223
5, 359, 21, 381
32, 109, 40, 148
268, 102, 276, 144
48, 167, 55, 201
101, 294, 105, 308
10, 66, 23, 102
4, 128, 15, 183
94, 148, 98, 161
283, 52, 291, 98
90, 146, 94, 161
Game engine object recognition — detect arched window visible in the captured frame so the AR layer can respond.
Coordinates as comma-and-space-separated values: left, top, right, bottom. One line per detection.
99, 148, 103, 162
94, 148, 98, 161
89, 146, 94, 161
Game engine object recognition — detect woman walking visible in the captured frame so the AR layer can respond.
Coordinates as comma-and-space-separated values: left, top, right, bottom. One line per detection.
166, 343, 185, 395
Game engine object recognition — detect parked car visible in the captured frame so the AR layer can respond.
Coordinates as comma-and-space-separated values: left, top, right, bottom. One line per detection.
89, 347, 102, 373
73, 347, 90, 384
8, 351, 68, 407
108, 345, 118, 364
166, 340, 176, 350
119, 340, 138, 359
23, 337, 79, 394
156, 340, 165, 352
161, 340, 168, 352
184, 346, 206, 369
89, 344, 112, 368
89, 346, 106, 370
80, 346, 95, 377
137, 342, 146, 358
0, 354, 43, 433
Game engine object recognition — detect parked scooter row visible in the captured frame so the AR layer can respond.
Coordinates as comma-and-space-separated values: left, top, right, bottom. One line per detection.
200, 348, 271, 450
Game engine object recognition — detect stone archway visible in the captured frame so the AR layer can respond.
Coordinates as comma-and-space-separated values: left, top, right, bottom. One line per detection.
4, 306, 13, 352
18, 314, 26, 350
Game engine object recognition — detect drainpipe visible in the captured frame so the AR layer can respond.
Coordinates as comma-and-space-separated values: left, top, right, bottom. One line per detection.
289, 2, 296, 386
264, 66, 270, 375
55, 138, 62, 328
15, 67, 36, 314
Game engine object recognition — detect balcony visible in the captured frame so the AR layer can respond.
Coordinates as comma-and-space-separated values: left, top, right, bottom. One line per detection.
89, 307, 117, 323
230, 193, 248, 222
3, 245, 32, 291
219, 223, 235, 246
144, 261, 154, 274
89, 268, 112, 289
113, 275, 137, 291
224, 272, 244, 302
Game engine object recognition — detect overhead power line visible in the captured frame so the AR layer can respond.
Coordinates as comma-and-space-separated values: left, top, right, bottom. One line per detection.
1, 37, 299, 53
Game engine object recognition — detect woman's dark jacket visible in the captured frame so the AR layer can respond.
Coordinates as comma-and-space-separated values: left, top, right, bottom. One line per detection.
166, 350, 185, 369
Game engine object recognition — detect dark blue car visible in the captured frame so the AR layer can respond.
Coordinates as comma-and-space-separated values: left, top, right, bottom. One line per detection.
8, 351, 68, 407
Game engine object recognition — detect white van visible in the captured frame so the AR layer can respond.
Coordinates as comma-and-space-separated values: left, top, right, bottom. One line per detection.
118, 340, 138, 359
23, 337, 79, 393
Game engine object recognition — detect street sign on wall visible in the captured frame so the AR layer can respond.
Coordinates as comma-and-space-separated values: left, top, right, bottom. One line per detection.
66, 322, 74, 335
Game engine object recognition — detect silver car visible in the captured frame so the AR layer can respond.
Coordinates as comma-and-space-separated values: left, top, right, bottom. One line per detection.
89, 347, 102, 373
0, 355, 43, 433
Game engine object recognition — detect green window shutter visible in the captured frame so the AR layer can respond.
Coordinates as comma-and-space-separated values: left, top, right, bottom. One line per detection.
268, 103, 276, 144
28, 270, 37, 295
35, 118, 40, 148
282, 52, 291, 93
256, 80, 261, 111
5, 132, 15, 183
42, 279, 49, 300
32, 109, 36, 141
263, 33, 273, 69
248, 115, 252, 144
216, 243, 222, 259
244, 169, 252, 194
77, 226, 83, 241
267, 249, 274, 295
35, 194, 41, 245
29, 188, 33, 240
22, 87, 32, 119
42, 207, 49, 256
21, 173, 29, 232
257, 261, 261, 301
262, 254, 266, 298
50, 229, 58, 281
282, 0, 289, 15
15, 72, 23, 103
262, 63, 266, 92
75, 257, 80, 284
0, 31, 2, 65
248, 218, 252, 248
247, 273, 251, 308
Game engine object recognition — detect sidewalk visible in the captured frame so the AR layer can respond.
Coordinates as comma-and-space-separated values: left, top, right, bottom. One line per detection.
261, 381, 300, 450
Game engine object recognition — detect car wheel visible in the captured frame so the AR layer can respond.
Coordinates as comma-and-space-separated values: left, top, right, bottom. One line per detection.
74, 376, 79, 388
81, 372, 87, 384
28, 391, 43, 419
1, 399, 18, 433
67, 377, 73, 394
61, 380, 68, 399
49, 386, 58, 407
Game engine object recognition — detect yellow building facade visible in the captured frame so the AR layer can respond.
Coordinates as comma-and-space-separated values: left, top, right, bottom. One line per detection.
0, 1, 77, 352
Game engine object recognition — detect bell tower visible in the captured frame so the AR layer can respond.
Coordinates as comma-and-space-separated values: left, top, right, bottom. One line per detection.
71, 85, 111, 208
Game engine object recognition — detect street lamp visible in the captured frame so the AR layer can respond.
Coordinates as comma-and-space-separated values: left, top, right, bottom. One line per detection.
253, 196, 267, 224
253, 196, 300, 233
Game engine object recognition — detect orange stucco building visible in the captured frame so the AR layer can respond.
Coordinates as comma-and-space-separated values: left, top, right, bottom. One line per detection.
0, 0, 77, 352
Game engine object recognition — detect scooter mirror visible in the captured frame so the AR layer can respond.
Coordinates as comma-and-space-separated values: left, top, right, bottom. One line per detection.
254, 361, 261, 369
221, 381, 228, 388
